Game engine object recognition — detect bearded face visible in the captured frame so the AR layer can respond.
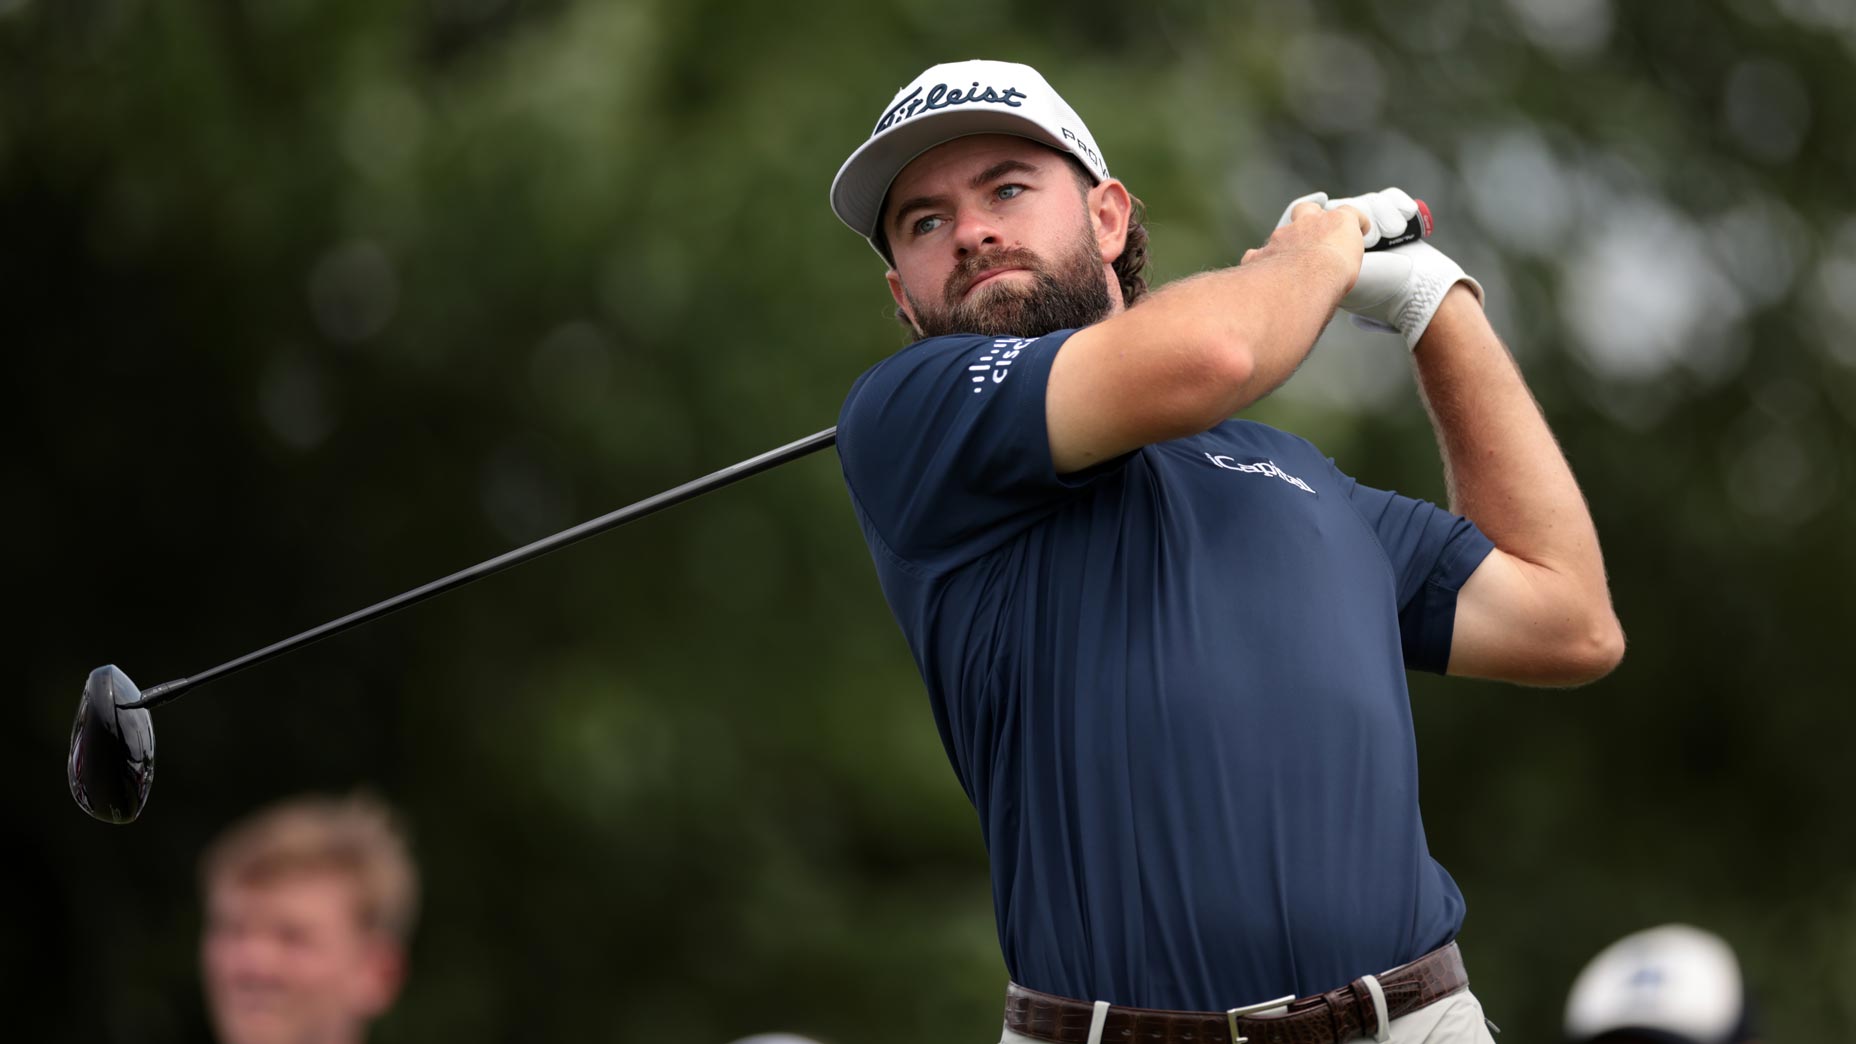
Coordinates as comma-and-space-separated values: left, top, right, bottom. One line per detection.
899, 216, 1115, 340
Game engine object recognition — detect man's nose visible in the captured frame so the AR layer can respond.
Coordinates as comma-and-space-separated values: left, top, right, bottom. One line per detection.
951, 206, 1002, 257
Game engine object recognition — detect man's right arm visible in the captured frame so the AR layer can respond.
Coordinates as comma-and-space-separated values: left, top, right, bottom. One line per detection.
1044, 202, 1368, 474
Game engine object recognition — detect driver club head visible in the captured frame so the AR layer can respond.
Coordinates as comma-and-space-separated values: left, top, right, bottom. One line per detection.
67, 665, 156, 824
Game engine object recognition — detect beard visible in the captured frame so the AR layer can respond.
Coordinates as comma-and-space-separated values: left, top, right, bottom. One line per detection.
903, 221, 1115, 340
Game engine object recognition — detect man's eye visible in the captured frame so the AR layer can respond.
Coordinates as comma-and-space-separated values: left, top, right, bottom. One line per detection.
912, 215, 944, 235
997, 184, 1025, 200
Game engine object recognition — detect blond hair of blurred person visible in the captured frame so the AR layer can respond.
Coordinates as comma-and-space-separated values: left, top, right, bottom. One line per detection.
199, 793, 417, 1044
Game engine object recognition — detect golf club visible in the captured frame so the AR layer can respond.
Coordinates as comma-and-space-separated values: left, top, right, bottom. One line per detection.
67, 427, 839, 824
67, 201, 1436, 826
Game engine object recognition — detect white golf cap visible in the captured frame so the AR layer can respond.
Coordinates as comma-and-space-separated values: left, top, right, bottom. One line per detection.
829, 59, 1110, 253
1563, 924, 1755, 1044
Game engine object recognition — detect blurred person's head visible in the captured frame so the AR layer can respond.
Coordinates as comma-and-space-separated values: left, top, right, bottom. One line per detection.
1564, 923, 1760, 1044
199, 793, 417, 1044
829, 60, 1149, 340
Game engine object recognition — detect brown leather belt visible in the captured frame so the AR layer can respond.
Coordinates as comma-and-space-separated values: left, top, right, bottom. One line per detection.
1003, 942, 1469, 1044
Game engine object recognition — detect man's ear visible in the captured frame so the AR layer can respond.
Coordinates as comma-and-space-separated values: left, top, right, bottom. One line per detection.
1089, 178, 1133, 263
886, 269, 925, 338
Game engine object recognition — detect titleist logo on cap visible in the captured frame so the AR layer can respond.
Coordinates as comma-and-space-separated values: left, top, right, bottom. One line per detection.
873, 81, 1028, 135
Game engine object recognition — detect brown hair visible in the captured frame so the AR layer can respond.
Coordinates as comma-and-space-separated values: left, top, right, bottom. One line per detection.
200, 792, 419, 943
875, 153, 1152, 311
1111, 187, 1151, 307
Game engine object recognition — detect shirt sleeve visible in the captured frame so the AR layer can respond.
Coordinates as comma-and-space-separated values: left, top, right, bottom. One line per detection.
1336, 468, 1496, 674
837, 330, 1107, 575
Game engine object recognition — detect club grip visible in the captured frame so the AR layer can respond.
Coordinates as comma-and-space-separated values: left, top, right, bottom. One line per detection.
1368, 199, 1433, 252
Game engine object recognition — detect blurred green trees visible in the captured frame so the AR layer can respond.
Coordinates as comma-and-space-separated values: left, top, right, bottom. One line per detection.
6, 0, 1854, 1039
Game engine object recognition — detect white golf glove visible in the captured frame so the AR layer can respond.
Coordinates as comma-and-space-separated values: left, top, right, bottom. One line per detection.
1276, 188, 1483, 349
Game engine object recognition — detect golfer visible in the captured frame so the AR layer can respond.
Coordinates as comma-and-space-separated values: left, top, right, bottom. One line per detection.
830, 60, 1623, 1043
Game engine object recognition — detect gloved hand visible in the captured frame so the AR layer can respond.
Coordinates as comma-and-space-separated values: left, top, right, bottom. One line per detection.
1276, 188, 1483, 349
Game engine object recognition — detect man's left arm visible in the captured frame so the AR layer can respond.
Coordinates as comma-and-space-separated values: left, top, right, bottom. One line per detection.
1412, 287, 1626, 686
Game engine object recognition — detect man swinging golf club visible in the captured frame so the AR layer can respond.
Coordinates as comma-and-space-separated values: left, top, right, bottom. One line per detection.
830, 59, 1624, 1043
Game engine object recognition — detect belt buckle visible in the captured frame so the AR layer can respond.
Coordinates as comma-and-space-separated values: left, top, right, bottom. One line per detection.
1225, 994, 1294, 1044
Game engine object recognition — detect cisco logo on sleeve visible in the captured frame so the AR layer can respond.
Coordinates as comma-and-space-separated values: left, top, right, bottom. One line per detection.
965, 337, 1037, 394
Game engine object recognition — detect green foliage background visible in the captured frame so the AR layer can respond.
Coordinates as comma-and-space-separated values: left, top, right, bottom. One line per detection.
6, 0, 1854, 1039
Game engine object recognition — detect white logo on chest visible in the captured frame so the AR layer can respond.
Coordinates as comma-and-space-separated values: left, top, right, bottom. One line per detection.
1203, 454, 1315, 494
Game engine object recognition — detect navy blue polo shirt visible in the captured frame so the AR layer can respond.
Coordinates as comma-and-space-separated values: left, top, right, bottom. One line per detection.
836, 330, 1495, 1011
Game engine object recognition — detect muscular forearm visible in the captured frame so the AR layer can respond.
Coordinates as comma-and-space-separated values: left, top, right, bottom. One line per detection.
1047, 205, 1363, 473
1414, 286, 1624, 678
1124, 242, 1352, 414
1413, 289, 1591, 566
